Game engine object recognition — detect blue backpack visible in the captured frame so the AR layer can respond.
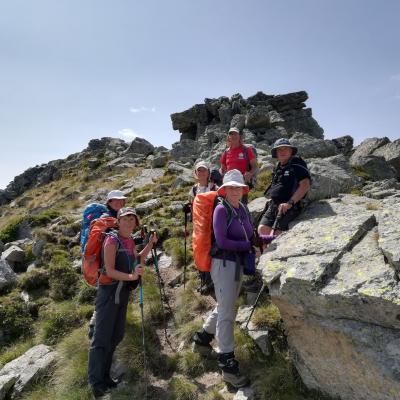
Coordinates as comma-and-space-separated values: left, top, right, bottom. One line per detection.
80, 203, 109, 253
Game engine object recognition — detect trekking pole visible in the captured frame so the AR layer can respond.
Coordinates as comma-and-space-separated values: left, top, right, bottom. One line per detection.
245, 212, 281, 329
138, 276, 148, 398
183, 207, 189, 290
151, 238, 176, 350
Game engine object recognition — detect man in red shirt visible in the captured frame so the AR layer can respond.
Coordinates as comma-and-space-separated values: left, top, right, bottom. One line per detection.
220, 127, 258, 202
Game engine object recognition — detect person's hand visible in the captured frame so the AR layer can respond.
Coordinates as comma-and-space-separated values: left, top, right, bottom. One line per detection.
278, 202, 292, 215
182, 202, 192, 214
259, 234, 277, 244
149, 232, 158, 245
243, 171, 252, 183
133, 265, 143, 279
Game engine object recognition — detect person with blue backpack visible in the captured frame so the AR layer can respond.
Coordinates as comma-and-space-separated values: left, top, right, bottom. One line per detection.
258, 138, 311, 236
88, 207, 157, 398
81, 190, 127, 339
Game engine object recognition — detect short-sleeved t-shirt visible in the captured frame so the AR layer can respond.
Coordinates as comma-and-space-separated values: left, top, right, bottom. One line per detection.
104, 235, 136, 258
188, 183, 218, 200
220, 145, 255, 175
268, 157, 310, 203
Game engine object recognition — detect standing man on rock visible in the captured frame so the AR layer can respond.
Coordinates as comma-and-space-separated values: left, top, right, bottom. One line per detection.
220, 127, 258, 204
258, 138, 311, 236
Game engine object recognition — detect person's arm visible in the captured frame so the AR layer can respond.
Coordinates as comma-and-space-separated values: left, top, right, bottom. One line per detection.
213, 205, 251, 251
244, 148, 258, 182
103, 240, 141, 281
219, 151, 227, 175
278, 178, 311, 214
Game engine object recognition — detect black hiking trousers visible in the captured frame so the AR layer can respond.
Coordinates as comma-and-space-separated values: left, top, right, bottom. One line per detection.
88, 283, 130, 388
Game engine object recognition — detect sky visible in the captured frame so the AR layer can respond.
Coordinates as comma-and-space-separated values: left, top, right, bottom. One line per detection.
1, 0, 399, 189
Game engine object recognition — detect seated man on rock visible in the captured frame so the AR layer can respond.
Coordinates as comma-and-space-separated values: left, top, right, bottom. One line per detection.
258, 138, 311, 237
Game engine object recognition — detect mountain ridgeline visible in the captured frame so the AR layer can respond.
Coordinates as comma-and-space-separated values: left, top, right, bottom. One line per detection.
0, 90, 400, 400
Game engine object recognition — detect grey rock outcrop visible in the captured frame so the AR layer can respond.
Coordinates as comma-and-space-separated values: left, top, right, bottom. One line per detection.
331, 135, 354, 156
351, 155, 397, 181
362, 179, 400, 199
135, 199, 162, 215
259, 195, 400, 400
373, 139, 400, 177
290, 132, 338, 159
126, 137, 155, 156
170, 91, 324, 161
307, 154, 362, 201
120, 168, 165, 196
0, 259, 18, 292
0, 344, 57, 399
1, 246, 25, 272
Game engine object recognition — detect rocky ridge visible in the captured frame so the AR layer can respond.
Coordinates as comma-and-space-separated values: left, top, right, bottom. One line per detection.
0, 90, 399, 400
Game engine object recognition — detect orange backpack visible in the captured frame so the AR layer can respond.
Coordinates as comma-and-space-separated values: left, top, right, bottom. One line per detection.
82, 217, 118, 285
192, 191, 218, 272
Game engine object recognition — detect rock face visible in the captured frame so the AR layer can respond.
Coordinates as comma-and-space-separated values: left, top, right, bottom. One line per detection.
0, 259, 18, 292
170, 90, 324, 164
0, 344, 57, 399
259, 194, 400, 400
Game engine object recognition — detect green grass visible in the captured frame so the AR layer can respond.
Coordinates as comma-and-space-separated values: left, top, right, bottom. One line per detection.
169, 376, 198, 400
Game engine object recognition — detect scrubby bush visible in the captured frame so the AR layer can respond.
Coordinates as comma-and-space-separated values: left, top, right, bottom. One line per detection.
19, 269, 50, 291
0, 210, 60, 244
41, 307, 83, 345
169, 376, 198, 400
0, 216, 25, 243
75, 282, 97, 304
49, 264, 79, 300
163, 237, 192, 267
0, 296, 33, 346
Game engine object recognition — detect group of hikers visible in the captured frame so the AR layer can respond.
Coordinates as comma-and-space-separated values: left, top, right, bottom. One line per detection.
82, 126, 311, 397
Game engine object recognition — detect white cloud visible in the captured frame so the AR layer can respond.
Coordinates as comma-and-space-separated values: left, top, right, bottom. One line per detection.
118, 128, 141, 138
129, 106, 156, 113
390, 73, 400, 81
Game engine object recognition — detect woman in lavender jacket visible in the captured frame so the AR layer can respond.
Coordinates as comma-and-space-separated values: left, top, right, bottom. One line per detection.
192, 169, 253, 388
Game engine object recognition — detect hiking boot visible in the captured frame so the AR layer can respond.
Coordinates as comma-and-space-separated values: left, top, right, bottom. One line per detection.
192, 329, 217, 359
192, 342, 218, 359
218, 353, 250, 388
104, 376, 119, 388
91, 384, 110, 398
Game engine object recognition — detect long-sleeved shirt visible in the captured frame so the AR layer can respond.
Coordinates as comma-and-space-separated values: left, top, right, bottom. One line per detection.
212, 202, 253, 261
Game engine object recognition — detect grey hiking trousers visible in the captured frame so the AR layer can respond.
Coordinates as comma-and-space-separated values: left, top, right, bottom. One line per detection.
88, 283, 130, 387
203, 258, 243, 354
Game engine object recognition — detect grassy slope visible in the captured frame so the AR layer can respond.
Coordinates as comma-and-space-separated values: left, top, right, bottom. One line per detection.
0, 158, 332, 400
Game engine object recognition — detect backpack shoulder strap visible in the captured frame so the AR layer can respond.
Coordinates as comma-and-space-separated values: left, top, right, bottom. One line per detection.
192, 184, 198, 197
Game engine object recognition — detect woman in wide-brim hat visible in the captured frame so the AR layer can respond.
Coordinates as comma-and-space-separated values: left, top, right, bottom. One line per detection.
192, 169, 253, 388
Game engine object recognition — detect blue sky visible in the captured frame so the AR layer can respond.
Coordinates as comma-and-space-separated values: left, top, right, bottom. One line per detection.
1, 0, 399, 189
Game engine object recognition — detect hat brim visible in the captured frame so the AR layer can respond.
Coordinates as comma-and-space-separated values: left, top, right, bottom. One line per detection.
107, 196, 127, 201
271, 145, 297, 158
217, 182, 249, 196
118, 213, 140, 225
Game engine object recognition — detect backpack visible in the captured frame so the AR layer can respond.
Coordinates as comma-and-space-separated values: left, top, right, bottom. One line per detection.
191, 191, 248, 272
192, 182, 218, 197
80, 203, 109, 253
82, 217, 118, 286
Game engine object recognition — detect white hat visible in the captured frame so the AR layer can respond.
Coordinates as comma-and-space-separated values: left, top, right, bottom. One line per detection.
217, 169, 249, 196
194, 161, 210, 171
228, 127, 241, 135
106, 190, 127, 202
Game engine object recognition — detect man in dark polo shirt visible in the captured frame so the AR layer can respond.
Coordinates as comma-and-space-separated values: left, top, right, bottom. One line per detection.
258, 138, 311, 236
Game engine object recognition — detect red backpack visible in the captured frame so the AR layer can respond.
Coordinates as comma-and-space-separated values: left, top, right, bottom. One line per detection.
82, 217, 118, 286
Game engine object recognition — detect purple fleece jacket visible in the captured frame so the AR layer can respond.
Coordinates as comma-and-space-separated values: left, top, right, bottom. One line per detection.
213, 203, 253, 256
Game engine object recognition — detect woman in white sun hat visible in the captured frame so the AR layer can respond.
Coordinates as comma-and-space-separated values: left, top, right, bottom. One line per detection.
192, 169, 253, 388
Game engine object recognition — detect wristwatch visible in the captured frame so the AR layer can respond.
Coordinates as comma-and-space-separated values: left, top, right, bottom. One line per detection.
288, 199, 295, 207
